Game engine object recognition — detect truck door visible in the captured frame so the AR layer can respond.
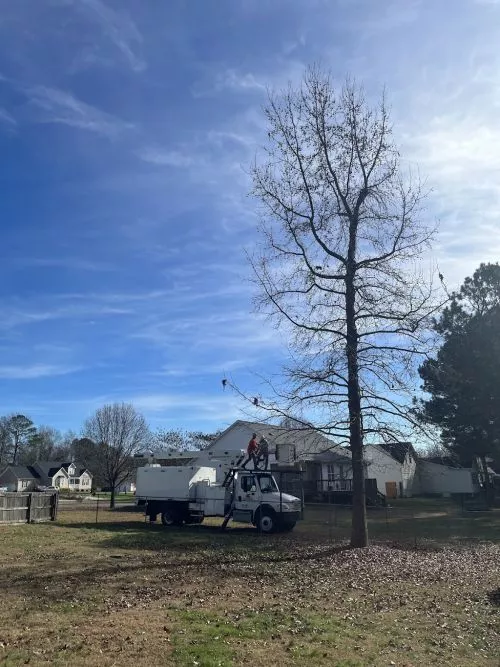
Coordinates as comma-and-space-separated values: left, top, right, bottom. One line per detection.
238, 474, 259, 509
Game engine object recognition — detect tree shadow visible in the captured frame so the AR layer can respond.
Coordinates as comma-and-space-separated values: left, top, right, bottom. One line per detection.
58, 518, 354, 561
487, 588, 500, 607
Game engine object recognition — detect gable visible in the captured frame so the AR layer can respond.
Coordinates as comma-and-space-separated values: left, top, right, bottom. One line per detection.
365, 445, 402, 467
370, 442, 415, 465
208, 420, 338, 458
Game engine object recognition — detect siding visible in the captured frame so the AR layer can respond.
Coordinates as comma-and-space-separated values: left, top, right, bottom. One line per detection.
364, 446, 405, 496
209, 424, 254, 457
0, 468, 17, 492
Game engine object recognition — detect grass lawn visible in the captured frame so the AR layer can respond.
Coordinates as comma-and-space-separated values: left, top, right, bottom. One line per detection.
0, 502, 498, 666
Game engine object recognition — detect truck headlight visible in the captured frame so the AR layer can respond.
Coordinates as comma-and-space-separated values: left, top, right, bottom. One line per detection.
280, 503, 291, 511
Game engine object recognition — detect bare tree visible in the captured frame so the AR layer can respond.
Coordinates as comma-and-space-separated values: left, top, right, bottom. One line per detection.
249, 68, 443, 547
153, 428, 222, 452
83, 403, 150, 508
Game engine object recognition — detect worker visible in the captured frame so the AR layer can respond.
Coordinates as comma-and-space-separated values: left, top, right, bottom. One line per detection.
257, 436, 270, 470
242, 433, 258, 469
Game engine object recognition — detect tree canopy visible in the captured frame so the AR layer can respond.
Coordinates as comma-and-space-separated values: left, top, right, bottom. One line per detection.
418, 263, 500, 478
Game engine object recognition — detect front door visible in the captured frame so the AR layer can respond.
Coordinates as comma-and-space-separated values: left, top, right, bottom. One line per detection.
385, 481, 398, 499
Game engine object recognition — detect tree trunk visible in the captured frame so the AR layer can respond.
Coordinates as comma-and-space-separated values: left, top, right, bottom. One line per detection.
12, 437, 19, 465
480, 456, 494, 506
110, 485, 116, 509
346, 256, 368, 548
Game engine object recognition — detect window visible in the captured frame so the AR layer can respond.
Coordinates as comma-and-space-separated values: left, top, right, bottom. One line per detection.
258, 475, 278, 494
338, 464, 344, 479
241, 476, 257, 493
327, 464, 335, 482
69, 478, 78, 485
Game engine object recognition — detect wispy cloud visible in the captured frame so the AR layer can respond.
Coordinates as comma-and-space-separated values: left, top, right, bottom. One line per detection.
0, 107, 16, 129
131, 392, 248, 425
402, 59, 500, 285
76, 0, 146, 72
192, 68, 266, 98
0, 364, 80, 380
15, 257, 115, 272
26, 86, 133, 137
137, 146, 195, 168
0, 303, 132, 330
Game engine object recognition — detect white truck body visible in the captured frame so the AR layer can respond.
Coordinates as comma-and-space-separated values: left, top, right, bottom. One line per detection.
136, 451, 302, 533
136, 465, 217, 500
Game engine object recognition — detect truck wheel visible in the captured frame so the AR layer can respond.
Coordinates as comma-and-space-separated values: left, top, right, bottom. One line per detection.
258, 512, 275, 534
161, 510, 182, 527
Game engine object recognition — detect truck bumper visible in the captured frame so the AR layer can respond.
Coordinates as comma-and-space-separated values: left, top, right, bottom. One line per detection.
279, 511, 301, 526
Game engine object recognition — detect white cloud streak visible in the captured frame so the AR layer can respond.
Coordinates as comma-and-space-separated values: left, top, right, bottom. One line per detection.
26, 85, 133, 137
137, 147, 195, 168
0, 107, 16, 128
76, 0, 146, 72
0, 364, 80, 380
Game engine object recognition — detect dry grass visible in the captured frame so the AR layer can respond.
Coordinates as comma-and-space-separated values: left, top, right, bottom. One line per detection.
0, 503, 499, 666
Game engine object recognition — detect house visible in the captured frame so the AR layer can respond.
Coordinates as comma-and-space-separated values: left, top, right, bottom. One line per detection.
205, 419, 338, 465
31, 461, 93, 492
114, 480, 136, 494
0, 465, 40, 492
364, 442, 418, 498
0, 461, 93, 492
303, 449, 357, 494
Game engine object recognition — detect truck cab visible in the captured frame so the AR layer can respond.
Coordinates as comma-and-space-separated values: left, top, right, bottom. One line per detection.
230, 471, 301, 532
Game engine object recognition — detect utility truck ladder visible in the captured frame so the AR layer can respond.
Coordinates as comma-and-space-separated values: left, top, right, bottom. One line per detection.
220, 466, 240, 530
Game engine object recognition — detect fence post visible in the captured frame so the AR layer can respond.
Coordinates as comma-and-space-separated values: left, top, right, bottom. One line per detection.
51, 492, 57, 521
26, 493, 32, 523
95, 494, 100, 524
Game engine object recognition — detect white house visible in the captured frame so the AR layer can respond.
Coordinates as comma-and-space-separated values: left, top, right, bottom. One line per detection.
31, 461, 93, 492
0, 461, 93, 492
364, 442, 418, 498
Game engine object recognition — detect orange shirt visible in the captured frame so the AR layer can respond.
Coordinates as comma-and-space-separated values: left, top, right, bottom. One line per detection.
247, 438, 258, 454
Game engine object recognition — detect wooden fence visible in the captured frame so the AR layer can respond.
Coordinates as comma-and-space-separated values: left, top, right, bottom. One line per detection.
0, 492, 58, 524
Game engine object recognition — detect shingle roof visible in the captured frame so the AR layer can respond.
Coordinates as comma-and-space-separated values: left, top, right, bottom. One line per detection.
373, 441, 415, 464
310, 449, 352, 464
2, 465, 40, 480
34, 461, 91, 478
422, 456, 463, 468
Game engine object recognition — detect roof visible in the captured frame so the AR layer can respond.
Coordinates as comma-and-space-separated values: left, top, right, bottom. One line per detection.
0, 465, 40, 480
310, 449, 352, 464
371, 441, 415, 464
421, 456, 464, 469
34, 461, 92, 478
212, 420, 339, 457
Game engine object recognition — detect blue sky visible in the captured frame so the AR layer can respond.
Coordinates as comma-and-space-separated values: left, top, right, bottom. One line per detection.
0, 0, 499, 434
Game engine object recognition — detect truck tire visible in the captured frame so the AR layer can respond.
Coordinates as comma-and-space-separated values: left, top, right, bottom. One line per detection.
257, 511, 276, 534
161, 510, 183, 527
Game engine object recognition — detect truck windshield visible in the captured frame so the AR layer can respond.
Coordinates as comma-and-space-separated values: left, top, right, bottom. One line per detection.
258, 475, 278, 493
